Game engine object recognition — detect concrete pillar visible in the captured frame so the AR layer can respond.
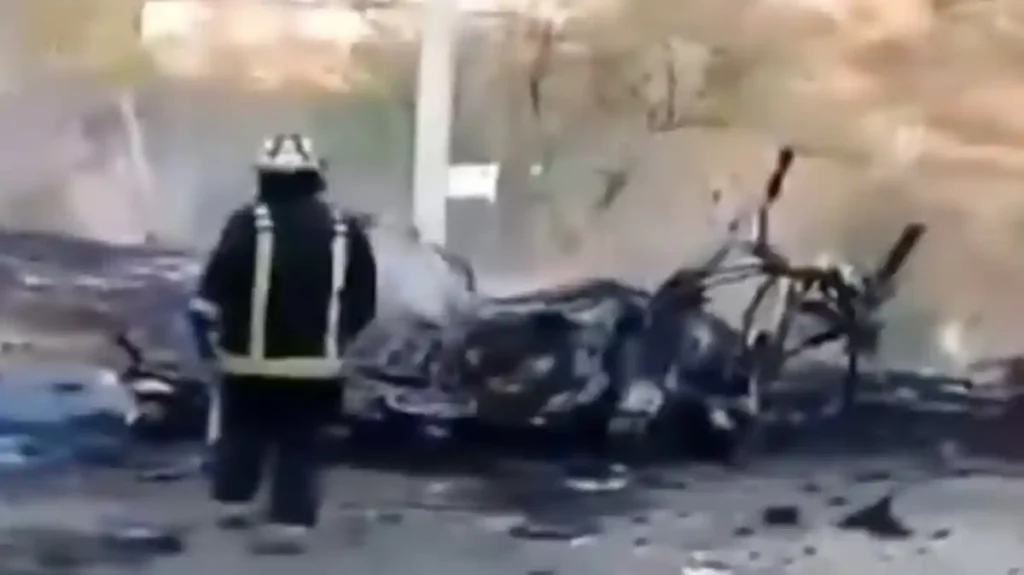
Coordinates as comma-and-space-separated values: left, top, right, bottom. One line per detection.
411, 0, 459, 246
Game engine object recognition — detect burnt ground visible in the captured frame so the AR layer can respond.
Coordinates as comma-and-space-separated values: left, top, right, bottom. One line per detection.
3, 452, 1024, 575
0, 361, 1022, 575
5, 394, 1024, 575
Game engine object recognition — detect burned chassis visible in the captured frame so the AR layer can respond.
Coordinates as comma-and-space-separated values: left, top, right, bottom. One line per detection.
332, 148, 928, 461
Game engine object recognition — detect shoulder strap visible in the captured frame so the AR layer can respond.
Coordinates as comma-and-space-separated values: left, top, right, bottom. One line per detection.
248, 202, 275, 359
324, 208, 349, 358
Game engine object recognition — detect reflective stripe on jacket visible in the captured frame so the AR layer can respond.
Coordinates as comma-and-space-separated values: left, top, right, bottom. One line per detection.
214, 203, 350, 378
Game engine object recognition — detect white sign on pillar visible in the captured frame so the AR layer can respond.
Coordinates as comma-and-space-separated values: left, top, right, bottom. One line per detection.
448, 163, 499, 202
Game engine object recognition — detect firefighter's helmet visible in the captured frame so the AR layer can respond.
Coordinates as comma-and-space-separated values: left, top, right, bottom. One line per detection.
256, 133, 322, 173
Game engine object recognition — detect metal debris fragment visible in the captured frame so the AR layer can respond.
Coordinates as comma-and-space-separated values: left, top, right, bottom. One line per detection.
593, 167, 631, 214
562, 461, 630, 493
134, 462, 197, 483
800, 481, 821, 493
681, 556, 733, 575
98, 517, 185, 556
850, 470, 894, 483
826, 495, 849, 507
732, 525, 754, 537
761, 505, 800, 527
837, 494, 914, 539
635, 472, 687, 490
508, 518, 600, 542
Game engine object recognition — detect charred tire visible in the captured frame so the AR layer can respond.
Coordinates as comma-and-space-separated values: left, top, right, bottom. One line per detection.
618, 399, 741, 460
567, 394, 621, 456
128, 391, 208, 443
607, 414, 657, 461
644, 399, 739, 462
344, 399, 448, 447
128, 396, 175, 441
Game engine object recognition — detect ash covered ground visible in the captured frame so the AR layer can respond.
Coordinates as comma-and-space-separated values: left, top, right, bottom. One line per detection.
5, 444, 1024, 575
2, 389, 1024, 575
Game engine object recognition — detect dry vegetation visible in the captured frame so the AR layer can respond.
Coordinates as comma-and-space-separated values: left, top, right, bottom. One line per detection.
480, 0, 1024, 362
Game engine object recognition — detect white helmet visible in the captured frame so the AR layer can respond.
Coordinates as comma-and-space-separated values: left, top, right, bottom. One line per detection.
256, 133, 322, 173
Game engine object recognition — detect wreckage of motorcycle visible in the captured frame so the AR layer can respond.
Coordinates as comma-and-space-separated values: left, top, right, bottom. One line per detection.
120, 148, 927, 462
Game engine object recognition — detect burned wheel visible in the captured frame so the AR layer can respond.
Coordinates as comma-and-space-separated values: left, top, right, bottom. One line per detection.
650, 399, 743, 462
127, 397, 174, 440
126, 387, 209, 442
137, 399, 168, 423
606, 414, 655, 460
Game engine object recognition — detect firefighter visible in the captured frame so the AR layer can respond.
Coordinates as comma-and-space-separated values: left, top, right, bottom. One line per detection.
188, 133, 377, 554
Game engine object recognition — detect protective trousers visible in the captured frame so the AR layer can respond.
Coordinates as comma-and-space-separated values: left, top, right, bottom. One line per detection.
209, 376, 341, 527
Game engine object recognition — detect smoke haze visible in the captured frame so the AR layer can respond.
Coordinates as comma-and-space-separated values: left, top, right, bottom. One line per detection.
2, 0, 1024, 365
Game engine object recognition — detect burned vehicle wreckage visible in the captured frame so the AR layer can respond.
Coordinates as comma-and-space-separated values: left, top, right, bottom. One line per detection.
111, 148, 929, 462
0, 148, 936, 467
329, 148, 928, 461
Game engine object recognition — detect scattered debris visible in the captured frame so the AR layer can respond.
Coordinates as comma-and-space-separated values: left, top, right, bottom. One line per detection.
569, 536, 596, 547
98, 517, 185, 556
850, 470, 894, 483
635, 473, 687, 490
425, 481, 452, 495
682, 557, 733, 575
3, 527, 97, 568
733, 525, 755, 537
51, 381, 86, 394
593, 167, 631, 214
477, 514, 526, 533
800, 481, 822, 493
950, 466, 980, 478
826, 495, 849, 507
248, 531, 308, 556
761, 505, 801, 527
837, 494, 913, 539
31, 534, 93, 570
508, 519, 599, 542
135, 463, 196, 483
0, 521, 184, 574
562, 462, 630, 493
375, 510, 405, 525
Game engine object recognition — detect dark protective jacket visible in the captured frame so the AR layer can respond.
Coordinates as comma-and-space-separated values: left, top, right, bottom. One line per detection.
190, 173, 377, 379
